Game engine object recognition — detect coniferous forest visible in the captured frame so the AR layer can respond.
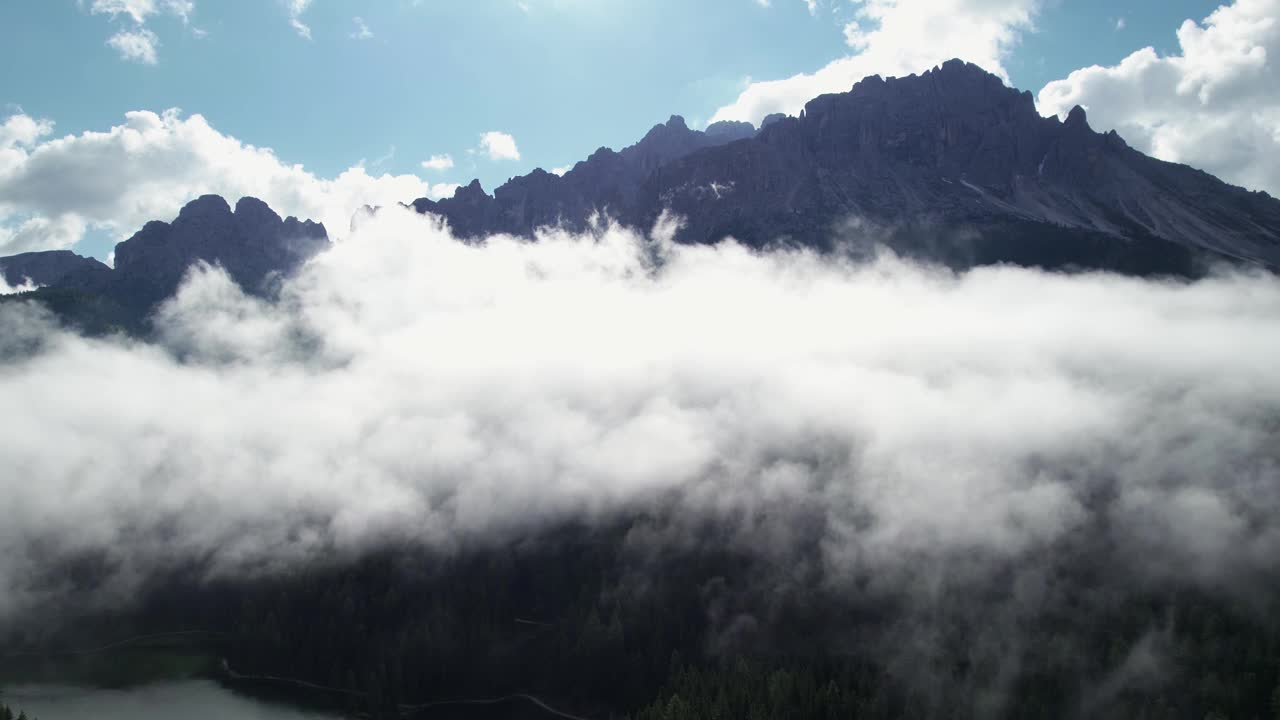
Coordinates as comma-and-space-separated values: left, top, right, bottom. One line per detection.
9, 515, 1280, 720
0, 703, 34, 720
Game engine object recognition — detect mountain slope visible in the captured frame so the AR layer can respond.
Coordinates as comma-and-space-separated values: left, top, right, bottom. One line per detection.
111, 194, 328, 306
0, 195, 329, 334
413, 59, 1280, 274
0, 250, 110, 289
411, 115, 756, 238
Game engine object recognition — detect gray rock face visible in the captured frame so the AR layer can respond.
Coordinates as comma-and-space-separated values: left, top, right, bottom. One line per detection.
413, 113, 763, 238
0, 196, 329, 333
0, 250, 110, 289
413, 59, 1280, 274
760, 113, 789, 129
113, 195, 329, 303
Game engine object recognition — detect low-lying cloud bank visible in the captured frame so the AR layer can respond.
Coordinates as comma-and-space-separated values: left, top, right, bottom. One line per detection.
1, 208, 1279, 622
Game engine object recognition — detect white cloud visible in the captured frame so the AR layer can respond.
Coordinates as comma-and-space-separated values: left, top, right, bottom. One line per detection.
106, 27, 159, 64
89, 0, 158, 24
421, 154, 455, 171
550, 166, 570, 176
1115, 17, 1126, 31
479, 131, 521, 161
0, 109, 442, 254
87, 0, 195, 64
712, 0, 1041, 125
1038, 0, 1280, 196
2, 210, 1279, 621
288, 0, 313, 39
0, 275, 40, 295
0, 215, 88, 255
350, 16, 373, 40
422, 182, 461, 200
165, 0, 195, 24
0, 113, 53, 151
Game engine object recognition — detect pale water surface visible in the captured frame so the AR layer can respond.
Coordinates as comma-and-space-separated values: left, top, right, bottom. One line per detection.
1, 681, 340, 719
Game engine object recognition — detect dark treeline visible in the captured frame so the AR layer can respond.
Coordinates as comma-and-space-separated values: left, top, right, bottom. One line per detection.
9, 515, 1280, 720
0, 704, 34, 720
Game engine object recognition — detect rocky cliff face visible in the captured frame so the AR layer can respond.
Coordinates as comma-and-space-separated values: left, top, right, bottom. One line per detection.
412, 113, 762, 239
4, 59, 1279, 336
0, 195, 329, 333
0, 250, 110, 289
113, 194, 329, 303
414, 59, 1280, 274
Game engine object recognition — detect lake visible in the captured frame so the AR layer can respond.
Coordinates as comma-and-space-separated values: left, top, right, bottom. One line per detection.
0, 681, 341, 720
2, 681, 580, 719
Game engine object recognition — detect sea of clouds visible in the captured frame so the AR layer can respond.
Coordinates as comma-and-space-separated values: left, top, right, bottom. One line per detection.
1, 207, 1278, 624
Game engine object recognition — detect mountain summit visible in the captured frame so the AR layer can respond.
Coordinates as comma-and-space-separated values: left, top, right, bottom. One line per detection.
4, 60, 1280, 335
414, 59, 1280, 275
0, 195, 328, 334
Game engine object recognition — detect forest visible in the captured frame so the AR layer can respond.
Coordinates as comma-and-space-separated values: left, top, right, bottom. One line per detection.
0, 704, 34, 720
7, 514, 1280, 720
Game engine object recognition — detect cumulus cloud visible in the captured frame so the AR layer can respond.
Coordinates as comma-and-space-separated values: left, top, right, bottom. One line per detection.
421, 154, 454, 171
88, 0, 195, 63
479, 131, 521, 161
0, 113, 53, 152
1038, 0, 1280, 196
712, 0, 1040, 124
106, 27, 160, 64
0, 108, 444, 254
422, 182, 461, 200
0, 216, 88, 255
288, 0, 313, 39
0, 209, 1278, 622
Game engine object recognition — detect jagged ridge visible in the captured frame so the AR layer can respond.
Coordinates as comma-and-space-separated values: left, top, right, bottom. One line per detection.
412, 59, 1280, 273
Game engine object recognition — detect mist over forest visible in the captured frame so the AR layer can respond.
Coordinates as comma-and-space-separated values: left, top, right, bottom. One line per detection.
3, 208, 1280, 718
5, 2, 1280, 716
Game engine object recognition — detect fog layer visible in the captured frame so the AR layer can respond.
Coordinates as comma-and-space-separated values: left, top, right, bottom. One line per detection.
1, 208, 1278, 621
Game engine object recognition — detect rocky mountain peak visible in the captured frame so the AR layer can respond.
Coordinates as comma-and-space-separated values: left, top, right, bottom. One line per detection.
760, 113, 788, 129
0, 250, 111, 289
705, 120, 756, 141
176, 194, 233, 221
234, 196, 283, 226
113, 194, 329, 303
454, 179, 489, 202
1064, 104, 1091, 131
410, 58, 1280, 274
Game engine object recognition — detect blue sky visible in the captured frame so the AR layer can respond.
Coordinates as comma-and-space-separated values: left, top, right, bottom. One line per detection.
2, 0, 1272, 260
1, 1, 1221, 180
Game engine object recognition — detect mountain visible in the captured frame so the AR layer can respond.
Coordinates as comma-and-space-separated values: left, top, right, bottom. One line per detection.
413, 59, 1280, 275
0, 195, 328, 334
0, 250, 110, 289
5, 59, 1280, 335
412, 115, 756, 238
111, 194, 328, 306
